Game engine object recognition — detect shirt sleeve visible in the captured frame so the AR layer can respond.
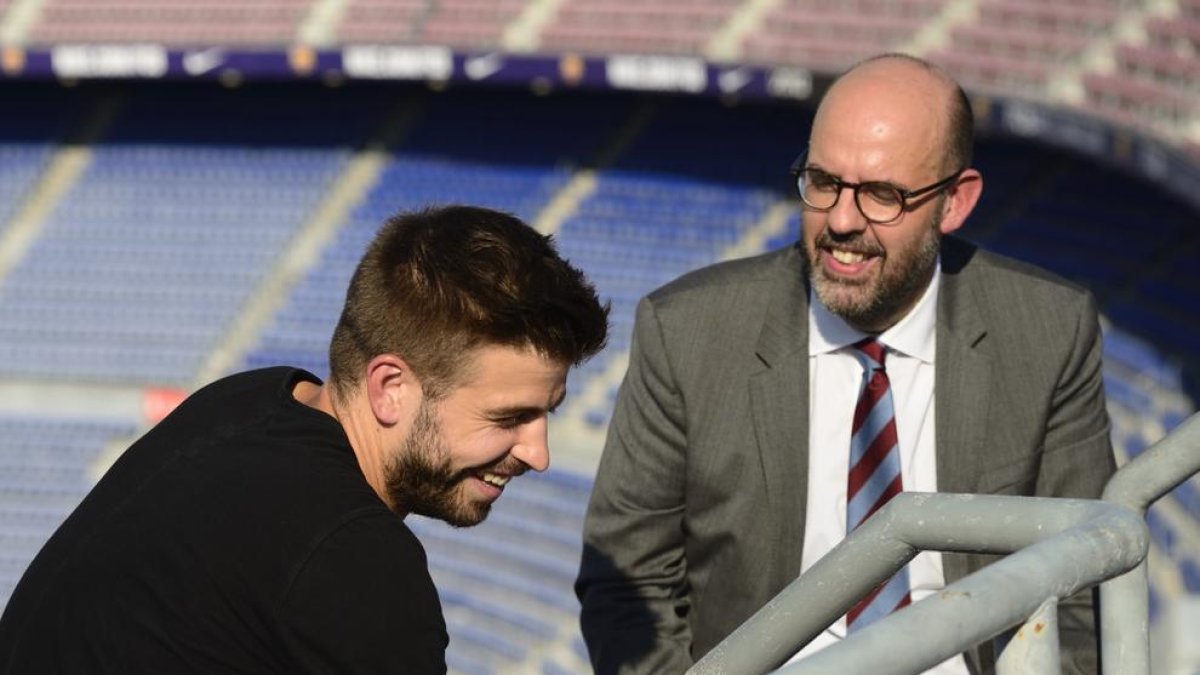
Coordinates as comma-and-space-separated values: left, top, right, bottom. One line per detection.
278, 512, 448, 675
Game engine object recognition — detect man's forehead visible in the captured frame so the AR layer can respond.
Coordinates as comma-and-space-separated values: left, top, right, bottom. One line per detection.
453, 345, 567, 393
809, 68, 949, 174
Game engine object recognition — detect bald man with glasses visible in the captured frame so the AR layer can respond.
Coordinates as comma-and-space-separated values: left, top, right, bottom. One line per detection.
577, 53, 1114, 675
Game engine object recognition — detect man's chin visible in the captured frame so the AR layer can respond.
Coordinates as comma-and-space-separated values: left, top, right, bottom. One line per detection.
410, 491, 492, 528
436, 503, 490, 528
815, 279, 876, 317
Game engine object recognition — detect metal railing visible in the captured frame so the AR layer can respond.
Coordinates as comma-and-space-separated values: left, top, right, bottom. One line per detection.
687, 411, 1200, 675
1100, 411, 1200, 675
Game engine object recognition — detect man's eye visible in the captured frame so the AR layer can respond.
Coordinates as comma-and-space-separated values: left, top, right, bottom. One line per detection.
806, 171, 838, 191
496, 413, 538, 429
861, 182, 903, 206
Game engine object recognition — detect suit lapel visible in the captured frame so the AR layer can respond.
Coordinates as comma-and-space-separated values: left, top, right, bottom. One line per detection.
935, 237, 991, 496
749, 248, 810, 588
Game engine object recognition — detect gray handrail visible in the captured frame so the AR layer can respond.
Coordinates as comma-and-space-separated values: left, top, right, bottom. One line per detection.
1100, 411, 1200, 675
994, 598, 1060, 674
687, 494, 1148, 675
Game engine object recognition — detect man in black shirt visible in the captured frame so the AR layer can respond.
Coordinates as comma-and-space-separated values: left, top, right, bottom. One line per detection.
0, 205, 610, 674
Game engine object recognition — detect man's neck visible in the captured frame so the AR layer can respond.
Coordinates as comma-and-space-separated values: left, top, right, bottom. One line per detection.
294, 382, 399, 515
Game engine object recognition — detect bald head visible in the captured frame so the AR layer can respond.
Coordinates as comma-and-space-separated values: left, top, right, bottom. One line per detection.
813, 54, 973, 174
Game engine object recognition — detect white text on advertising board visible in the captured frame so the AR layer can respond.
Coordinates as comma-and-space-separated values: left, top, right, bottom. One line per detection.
51, 45, 168, 78
342, 46, 453, 80
606, 55, 706, 93
767, 68, 813, 100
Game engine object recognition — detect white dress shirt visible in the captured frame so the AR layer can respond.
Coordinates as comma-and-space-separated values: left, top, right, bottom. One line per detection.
788, 263, 969, 674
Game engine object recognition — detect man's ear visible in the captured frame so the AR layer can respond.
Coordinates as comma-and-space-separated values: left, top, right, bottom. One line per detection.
938, 168, 983, 236
364, 354, 422, 426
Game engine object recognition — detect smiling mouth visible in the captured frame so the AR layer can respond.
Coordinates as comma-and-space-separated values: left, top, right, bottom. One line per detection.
831, 249, 869, 265
477, 471, 511, 488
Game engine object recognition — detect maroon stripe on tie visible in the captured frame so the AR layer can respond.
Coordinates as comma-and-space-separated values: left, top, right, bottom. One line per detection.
860, 474, 904, 524
851, 372, 887, 435
847, 421, 899, 500
846, 578, 888, 626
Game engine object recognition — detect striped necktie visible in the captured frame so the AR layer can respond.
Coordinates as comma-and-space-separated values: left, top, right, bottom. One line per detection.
846, 338, 912, 630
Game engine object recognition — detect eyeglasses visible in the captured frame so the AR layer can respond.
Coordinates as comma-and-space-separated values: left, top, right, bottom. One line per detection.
789, 153, 963, 225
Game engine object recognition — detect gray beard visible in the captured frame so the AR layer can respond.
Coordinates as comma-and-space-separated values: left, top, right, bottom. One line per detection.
804, 227, 941, 333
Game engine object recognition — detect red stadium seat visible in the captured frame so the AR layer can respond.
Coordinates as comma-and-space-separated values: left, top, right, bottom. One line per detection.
976, 0, 1120, 35
949, 24, 1090, 60
30, 0, 307, 46
927, 50, 1052, 94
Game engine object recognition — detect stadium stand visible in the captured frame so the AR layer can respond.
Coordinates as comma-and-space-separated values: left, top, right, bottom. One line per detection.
929, 0, 1122, 99
242, 86, 633, 380
0, 77, 1196, 672
28, 0, 310, 46
0, 85, 82, 233
538, 0, 741, 56
337, 0, 528, 48
408, 470, 595, 673
336, 0, 432, 45
0, 415, 137, 609
0, 84, 382, 385
742, 0, 948, 74
553, 97, 807, 425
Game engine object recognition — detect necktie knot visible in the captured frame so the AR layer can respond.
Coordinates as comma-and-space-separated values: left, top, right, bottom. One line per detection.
853, 338, 886, 372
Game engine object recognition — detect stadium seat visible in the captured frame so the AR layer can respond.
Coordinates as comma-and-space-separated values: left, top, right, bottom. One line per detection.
0, 416, 138, 609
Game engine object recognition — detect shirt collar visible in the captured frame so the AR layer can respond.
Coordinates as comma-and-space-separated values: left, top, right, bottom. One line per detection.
809, 259, 941, 364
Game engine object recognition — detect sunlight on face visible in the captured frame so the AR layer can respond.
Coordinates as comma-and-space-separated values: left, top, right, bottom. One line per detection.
805, 208, 943, 332
801, 61, 953, 332
384, 345, 568, 527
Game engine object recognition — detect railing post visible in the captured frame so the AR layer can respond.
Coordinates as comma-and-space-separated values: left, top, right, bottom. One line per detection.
688, 495, 1147, 675
1101, 411, 1200, 675
994, 597, 1060, 675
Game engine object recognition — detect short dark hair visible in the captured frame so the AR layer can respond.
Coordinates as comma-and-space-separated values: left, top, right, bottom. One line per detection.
328, 205, 609, 401
850, 53, 974, 172
946, 81, 974, 172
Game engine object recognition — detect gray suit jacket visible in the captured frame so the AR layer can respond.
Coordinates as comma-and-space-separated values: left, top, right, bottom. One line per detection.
577, 236, 1115, 675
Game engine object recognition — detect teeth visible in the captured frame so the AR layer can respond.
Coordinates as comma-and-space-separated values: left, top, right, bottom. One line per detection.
832, 249, 866, 264
480, 472, 510, 488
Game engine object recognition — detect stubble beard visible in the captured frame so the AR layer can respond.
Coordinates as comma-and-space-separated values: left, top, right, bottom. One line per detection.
384, 399, 491, 528
805, 217, 942, 332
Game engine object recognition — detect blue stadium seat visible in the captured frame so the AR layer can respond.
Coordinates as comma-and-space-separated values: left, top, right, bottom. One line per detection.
0, 415, 138, 611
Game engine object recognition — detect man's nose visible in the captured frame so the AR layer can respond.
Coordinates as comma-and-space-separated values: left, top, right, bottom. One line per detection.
826, 187, 869, 235
511, 417, 549, 472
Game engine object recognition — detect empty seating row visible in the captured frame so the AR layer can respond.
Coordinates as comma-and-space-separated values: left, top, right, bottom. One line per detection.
0, 86, 86, 228
538, 0, 738, 56
950, 25, 1090, 61
1116, 45, 1200, 95
29, 0, 306, 45
1082, 72, 1196, 134
0, 85, 378, 386
337, 0, 527, 47
242, 88, 629, 382
975, 0, 1122, 35
539, 24, 713, 56
1145, 15, 1200, 53
0, 415, 138, 611
744, 1, 946, 72
405, 468, 592, 674
761, 0, 946, 19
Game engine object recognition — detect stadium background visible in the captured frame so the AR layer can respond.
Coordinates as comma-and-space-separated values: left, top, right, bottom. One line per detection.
0, 0, 1197, 672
